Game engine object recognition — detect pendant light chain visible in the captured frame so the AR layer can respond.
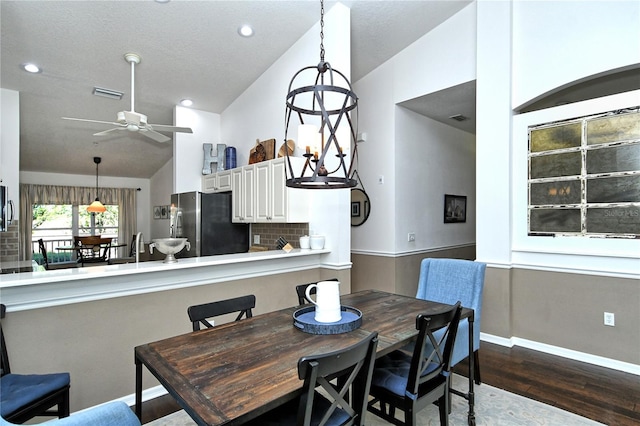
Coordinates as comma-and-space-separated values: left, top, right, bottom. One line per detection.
319, 0, 325, 64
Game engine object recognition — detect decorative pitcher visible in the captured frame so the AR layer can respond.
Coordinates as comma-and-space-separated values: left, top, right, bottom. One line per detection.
305, 281, 342, 323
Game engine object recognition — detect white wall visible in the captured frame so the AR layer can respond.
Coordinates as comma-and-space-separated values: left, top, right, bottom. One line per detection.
1, 89, 20, 210
20, 171, 151, 239
475, 0, 640, 277
352, 3, 478, 255
512, 0, 640, 110
149, 159, 172, 240
395, 107, 476, 253
221, 3, 352, 266
173, 106, 221, 194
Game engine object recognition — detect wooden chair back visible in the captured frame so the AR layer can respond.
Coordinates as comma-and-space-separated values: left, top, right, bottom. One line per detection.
295, 278, 339, 305
187, 295, 256, 331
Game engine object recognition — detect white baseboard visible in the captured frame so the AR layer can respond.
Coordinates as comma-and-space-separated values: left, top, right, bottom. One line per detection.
481, 332, 640, 376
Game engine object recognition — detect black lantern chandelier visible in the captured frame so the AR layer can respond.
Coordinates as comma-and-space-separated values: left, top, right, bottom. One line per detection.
87, 156, 106, 213
283, 0, 358, 189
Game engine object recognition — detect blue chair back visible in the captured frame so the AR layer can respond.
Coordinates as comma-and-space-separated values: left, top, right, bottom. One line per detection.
416, 258, 486, 367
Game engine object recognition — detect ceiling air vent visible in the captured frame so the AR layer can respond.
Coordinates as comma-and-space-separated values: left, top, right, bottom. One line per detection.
449, 114, 468, 122
92, 86, 123, 100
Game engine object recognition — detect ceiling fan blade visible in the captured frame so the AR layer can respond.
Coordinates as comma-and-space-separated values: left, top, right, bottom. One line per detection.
148, 124, 194, 134
62, 117, 119, 126
93, 128, 123, 136
140, 129, 171, 143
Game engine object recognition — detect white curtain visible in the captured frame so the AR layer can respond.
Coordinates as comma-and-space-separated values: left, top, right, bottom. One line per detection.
19, 184, 137, 260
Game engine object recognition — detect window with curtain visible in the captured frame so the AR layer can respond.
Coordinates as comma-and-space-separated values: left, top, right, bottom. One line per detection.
20, 184, 137, 261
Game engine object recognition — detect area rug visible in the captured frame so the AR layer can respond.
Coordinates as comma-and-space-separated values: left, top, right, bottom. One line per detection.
146, 374, 604, 425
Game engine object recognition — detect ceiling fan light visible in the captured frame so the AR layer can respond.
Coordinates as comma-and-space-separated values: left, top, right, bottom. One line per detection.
87, 199, 107, 213
180, 99, 193, 107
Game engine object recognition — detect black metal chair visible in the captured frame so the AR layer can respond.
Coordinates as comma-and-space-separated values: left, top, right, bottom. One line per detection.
295, 278, 339, 305
37, 238, 50, 270
0, 304, 71, 423
187, 294, 256, 331
244, 332, 379, 426
36, 239, 76, 271
367, 302, 462, 426
108, 234, 137, 265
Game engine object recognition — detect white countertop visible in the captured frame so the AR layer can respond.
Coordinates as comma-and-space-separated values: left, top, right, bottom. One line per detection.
0, 248, 331, 311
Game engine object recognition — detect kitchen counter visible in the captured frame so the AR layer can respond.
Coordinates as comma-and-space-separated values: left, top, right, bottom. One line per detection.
0, 248, 331, 311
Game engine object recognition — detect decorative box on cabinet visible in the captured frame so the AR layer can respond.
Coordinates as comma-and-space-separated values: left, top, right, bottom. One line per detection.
231, 166, 255, 222
203, 170, 232, 193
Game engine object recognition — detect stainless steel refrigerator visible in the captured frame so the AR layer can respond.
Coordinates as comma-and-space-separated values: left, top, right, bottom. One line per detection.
170, 191, 249, 257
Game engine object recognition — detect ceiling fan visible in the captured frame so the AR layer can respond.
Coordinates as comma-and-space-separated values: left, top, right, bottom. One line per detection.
62, 53, 193, 143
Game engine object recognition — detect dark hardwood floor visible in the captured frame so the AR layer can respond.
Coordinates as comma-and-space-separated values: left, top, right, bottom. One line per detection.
138, 341, 640, 425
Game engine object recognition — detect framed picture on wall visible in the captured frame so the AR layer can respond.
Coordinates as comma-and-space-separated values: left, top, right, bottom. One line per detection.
161, 205, 168, 219
444, 194, 466, 223
153, 206, 161, 220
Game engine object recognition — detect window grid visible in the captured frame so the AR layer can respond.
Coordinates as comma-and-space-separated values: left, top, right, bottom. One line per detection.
527, 107, 640, 238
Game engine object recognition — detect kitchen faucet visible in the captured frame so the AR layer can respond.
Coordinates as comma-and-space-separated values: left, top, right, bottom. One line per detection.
135, 232, 145, 264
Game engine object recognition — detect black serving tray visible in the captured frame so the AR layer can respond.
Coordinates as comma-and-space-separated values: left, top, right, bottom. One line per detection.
293, 305, 362, 335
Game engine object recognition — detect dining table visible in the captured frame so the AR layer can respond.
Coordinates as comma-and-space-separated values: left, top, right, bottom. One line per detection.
134, 289, 477, 426
57, 241, 127, 265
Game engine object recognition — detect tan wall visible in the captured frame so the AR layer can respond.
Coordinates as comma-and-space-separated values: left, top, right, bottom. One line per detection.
352, 250, 640, 366
1, 269, 351, 412
352, 245, 476, 296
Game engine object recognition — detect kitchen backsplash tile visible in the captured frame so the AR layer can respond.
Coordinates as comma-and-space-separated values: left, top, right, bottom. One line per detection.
251, 223, 309, 250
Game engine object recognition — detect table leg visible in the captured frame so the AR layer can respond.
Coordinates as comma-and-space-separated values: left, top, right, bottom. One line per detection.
135, 355, 143, 420
467, 317, 476, 426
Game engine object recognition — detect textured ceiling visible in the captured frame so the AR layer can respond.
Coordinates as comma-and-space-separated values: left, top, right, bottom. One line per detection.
1, 0, 473, 179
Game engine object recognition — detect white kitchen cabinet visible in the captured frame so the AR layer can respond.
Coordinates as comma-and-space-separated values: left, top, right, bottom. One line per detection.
231, 166, 255, 223
255, 157, 308, 223
202, 169, 232, 193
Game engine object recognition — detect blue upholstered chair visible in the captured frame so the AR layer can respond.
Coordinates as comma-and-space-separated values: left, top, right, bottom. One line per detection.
1, 304, 70, 423
415, 258, 486, 386
0, 401, 140, 426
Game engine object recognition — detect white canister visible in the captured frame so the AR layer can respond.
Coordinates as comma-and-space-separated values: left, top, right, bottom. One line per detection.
299, 235, 310, 249
309, 235, 325, 250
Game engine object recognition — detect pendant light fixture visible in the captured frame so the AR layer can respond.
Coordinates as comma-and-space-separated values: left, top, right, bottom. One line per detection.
283, 0, 358, 189
87, 156, 106, 213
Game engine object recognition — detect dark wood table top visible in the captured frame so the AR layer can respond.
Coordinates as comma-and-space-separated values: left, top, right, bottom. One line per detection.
135, 290, 472, 426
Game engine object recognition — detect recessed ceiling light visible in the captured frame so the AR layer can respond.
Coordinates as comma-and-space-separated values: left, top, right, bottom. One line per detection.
180, 99, 193, 107
238, 24, 254, 37
21, 63, 41, 73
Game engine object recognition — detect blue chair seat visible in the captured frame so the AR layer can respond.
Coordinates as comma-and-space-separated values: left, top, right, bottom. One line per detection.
0, 372, 70, 418
372, 351, 442, 397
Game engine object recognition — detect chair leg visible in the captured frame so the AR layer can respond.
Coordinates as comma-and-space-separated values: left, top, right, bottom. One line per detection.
61, 388, 70, 417
438, 394, 449, 426
406, 407, 417, 426
473, 349, 481, 385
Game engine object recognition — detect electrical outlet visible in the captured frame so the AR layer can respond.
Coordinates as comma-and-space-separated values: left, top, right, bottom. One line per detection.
408, 233, 416, 242
604, 312, 615, 327
253, 235, 260, 245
